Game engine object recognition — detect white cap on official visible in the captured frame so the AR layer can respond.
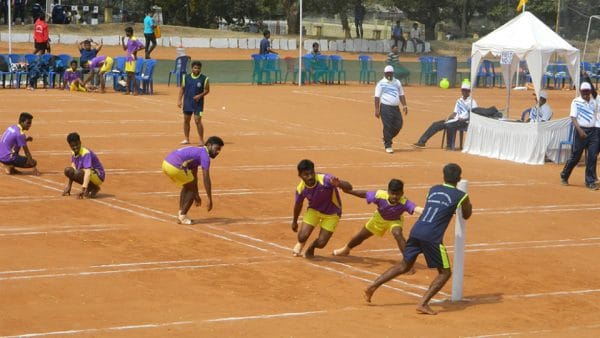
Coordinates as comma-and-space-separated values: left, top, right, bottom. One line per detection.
384, 65, 394, 73
539, 90, 548, 99
580, 82, 592, 91
460, 82, 471, 90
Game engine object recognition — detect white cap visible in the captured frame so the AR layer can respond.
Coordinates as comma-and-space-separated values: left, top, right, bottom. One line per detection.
539, 90, 548, 99
460, 82, 471, 90
384, 65, 394, 73
580, 82, 592, 91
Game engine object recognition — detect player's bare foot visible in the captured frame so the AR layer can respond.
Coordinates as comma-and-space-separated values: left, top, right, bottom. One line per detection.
363, 287, 375, 303
87, 185, 100, 198
332, 245, 350, 256
416, 304, 437, 315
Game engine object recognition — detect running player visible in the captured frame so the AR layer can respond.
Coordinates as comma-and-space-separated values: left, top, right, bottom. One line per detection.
292, 159, 352, 258
0, 112, 39, 175
62, 132, 105, 199
363, 163, 472, 315
333, 178, 423, 257
162, 136, 224, 225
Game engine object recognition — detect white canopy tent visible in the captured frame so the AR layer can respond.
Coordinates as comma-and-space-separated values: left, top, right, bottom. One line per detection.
469, 11, 580, 117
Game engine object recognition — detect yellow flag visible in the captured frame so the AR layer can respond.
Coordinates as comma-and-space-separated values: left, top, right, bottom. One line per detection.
516, 0, 528, 12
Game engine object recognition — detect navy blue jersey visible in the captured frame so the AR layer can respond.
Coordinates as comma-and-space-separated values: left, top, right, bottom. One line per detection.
410, 184, 468, 243
182, 73, 208, 113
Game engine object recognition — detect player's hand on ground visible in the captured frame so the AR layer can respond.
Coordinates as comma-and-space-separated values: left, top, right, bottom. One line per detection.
291, 221, 298, 232
78, 188, 87, 199
62, 187, 71, 196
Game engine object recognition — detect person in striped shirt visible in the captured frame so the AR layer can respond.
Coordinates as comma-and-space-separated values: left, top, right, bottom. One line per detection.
413, 82, 477, 149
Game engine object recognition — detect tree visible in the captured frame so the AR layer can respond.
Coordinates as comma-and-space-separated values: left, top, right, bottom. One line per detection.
392, 0, 449, 40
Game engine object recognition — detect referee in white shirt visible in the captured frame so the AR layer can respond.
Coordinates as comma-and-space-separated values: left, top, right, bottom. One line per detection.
374, 65, 408, 154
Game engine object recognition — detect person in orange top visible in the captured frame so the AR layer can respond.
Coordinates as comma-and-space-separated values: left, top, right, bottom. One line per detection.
33, 13, 50, 55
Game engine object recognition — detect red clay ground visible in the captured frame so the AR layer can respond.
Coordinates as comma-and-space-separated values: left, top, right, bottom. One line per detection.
1, 46, 600, 337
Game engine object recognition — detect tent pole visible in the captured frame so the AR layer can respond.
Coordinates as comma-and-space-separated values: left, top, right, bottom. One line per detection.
298, 0, 303, 87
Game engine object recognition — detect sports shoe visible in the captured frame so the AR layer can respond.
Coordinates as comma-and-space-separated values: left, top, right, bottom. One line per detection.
332, 246, 350, 256
587, 183, 599, 191
180, 140, 190, 145
292, 242, 305, 257
87, 185, 100, 198
560, 178, 569, 186
177, 214, 193, 225
412, 142, 426, 148
385, 147, 394, 154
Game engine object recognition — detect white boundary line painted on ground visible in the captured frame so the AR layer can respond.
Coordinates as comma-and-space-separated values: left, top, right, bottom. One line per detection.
0, 228, 117, 237
464, 323, 600, 338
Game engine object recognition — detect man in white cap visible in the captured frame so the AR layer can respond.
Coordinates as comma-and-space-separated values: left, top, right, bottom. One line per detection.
560, 81, 600, 190
374, 65, 408, 153
413, 82, 477, 149
521, 90, 553, 122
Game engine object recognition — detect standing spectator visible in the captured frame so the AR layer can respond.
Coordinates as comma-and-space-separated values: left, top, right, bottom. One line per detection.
0, 112, 39, 175
259, 30, 277, 55
354, 0, 366, 39
374, 65, 408, 154
413, 83, 477, 149
13, 0, 27, 25
177, 61, 210, 145
143, 8, 157, 59
31, 1, 43, 22
121, 26, 144, 95
410, 23, 425, 53
78, 39, 102, 72
51, 0, 66, 24
33, 13, 49, 55
62, 132, 105, 199
560, 82, 600, 190
392, 20, 406, 52
363, 163, 473, 315
0, 0, 8, 25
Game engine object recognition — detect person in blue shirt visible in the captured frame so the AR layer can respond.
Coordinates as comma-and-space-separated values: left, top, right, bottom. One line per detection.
259, 30, 277, 55
177, 61, 210, 145
143, 9, 157, 59
392, 20, 406, 52
363, 163, 473, 315
78, 39, 102, 72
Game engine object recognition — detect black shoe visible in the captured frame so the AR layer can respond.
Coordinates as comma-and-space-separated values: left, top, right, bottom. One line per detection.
560, 178, 569, 186
412, 142, 426, 148
586, 183, 599, 191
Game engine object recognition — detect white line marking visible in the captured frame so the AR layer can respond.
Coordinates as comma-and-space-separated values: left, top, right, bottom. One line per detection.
0, 228, 117, 237
464, 323, 600, 338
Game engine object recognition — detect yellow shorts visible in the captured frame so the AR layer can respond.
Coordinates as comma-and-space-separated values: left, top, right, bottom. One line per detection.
90, 169, 103, 186
162, 160, 194, 187
125, 60, 136, 73
70, 82, 86, 92
302, 208, 340, 233
99, 56, 113, 73
365, 211, 403, 237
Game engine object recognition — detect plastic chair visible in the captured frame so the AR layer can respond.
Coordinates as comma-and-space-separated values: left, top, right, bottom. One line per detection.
251, 54, 264, 84
418, 56, 436, 85
168, 55, 191, 87
282, 57, 308, 84
261, 54, 281, 84
312, 54, 330, 84
358, 55, 376, 84
0, 54, 15, 88
557, 123, 578, 164
441, 124, 468, 150
8, 54, 27, 88
104, 56, 126, 88
475, 60, 497, 87
328, 55, 347, 85
48, 54, 73, 88
136, 59, 157, 94
553, 63, 571, 89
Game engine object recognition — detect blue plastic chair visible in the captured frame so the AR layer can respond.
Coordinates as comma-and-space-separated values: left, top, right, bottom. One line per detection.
553, 63, 571, 89
475, 60, 497, 87
419, 56, 437, 85
8, 54, 27, 88
251, 54, 264, 84
312, 55, 330, 84
136, 59, 157, 94
261, 54, 281, 84
0, 54, 15, 88
168, 55, 191, 87
104, 56, 126, 89
557, 123, 575, 163
328, 55, 346, 85
358, 55, 376, 84
48, 53, 73, 88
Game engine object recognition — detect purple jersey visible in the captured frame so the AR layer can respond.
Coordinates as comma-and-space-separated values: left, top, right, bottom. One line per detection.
89, 55, 107, 69
366, 190, 416, 220
63, 69, 81, 85
164, 146, 210, 171
126, 37, 144, 62
0, 124, 27, 162
71, 147, 105, 181
295, 173, 342, 216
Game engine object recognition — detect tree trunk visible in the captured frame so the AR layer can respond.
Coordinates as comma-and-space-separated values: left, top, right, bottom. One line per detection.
285, 0, 299, 34
461, 0, 468, 38
340, 11, 351, 39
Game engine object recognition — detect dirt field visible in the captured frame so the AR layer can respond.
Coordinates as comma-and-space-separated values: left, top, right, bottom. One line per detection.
1, 44, 600, 337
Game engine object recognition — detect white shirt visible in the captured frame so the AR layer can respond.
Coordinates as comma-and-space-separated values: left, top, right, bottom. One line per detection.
446, 96, 477, 123
570, 96, 598, 128
374, 77, 404, 106
529, 103, 553, 122
410, 28, 421, 39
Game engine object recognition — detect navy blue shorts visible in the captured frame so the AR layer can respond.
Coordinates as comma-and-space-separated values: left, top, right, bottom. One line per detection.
403, 237, 450, 269
0, 155, 29, 168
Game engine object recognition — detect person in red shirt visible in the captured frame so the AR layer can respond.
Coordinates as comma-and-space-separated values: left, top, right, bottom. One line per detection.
33, 13, 50, 55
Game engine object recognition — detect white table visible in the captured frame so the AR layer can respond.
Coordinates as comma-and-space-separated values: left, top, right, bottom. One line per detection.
463, 114, 571, 165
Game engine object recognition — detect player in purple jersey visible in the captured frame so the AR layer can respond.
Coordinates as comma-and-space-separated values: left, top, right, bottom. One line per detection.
363, 163, 472, 315
292, 159, 353, 258
162, 136, 224, 224
333, 179, 423, 258
62, 132, 105, 199
0, 112, 39, 175
121, 26, 144, 95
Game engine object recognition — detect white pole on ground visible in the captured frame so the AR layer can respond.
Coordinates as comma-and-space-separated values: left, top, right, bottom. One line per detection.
451, 179, 468, 301
298, 0, 303, 86
8, 0, 12, 54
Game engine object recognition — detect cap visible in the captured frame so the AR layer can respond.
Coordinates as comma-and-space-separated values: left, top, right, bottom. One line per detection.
460, 82, 471, 90
539, 90, 548, 99
580, 82, 592, 91
384, 65, 394, 73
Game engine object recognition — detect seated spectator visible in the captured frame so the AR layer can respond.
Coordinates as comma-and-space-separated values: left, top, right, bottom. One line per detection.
62, 60, 86, 92
410, 22, 425, 54
78, 39, 103, 72
521, 90, 553, 122
310, 42, 321, 57
391, 20, 406, 52
413, 82, 477, 149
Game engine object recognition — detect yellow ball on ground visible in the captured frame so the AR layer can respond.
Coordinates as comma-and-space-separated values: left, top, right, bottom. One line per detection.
439, 78, 450, 89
